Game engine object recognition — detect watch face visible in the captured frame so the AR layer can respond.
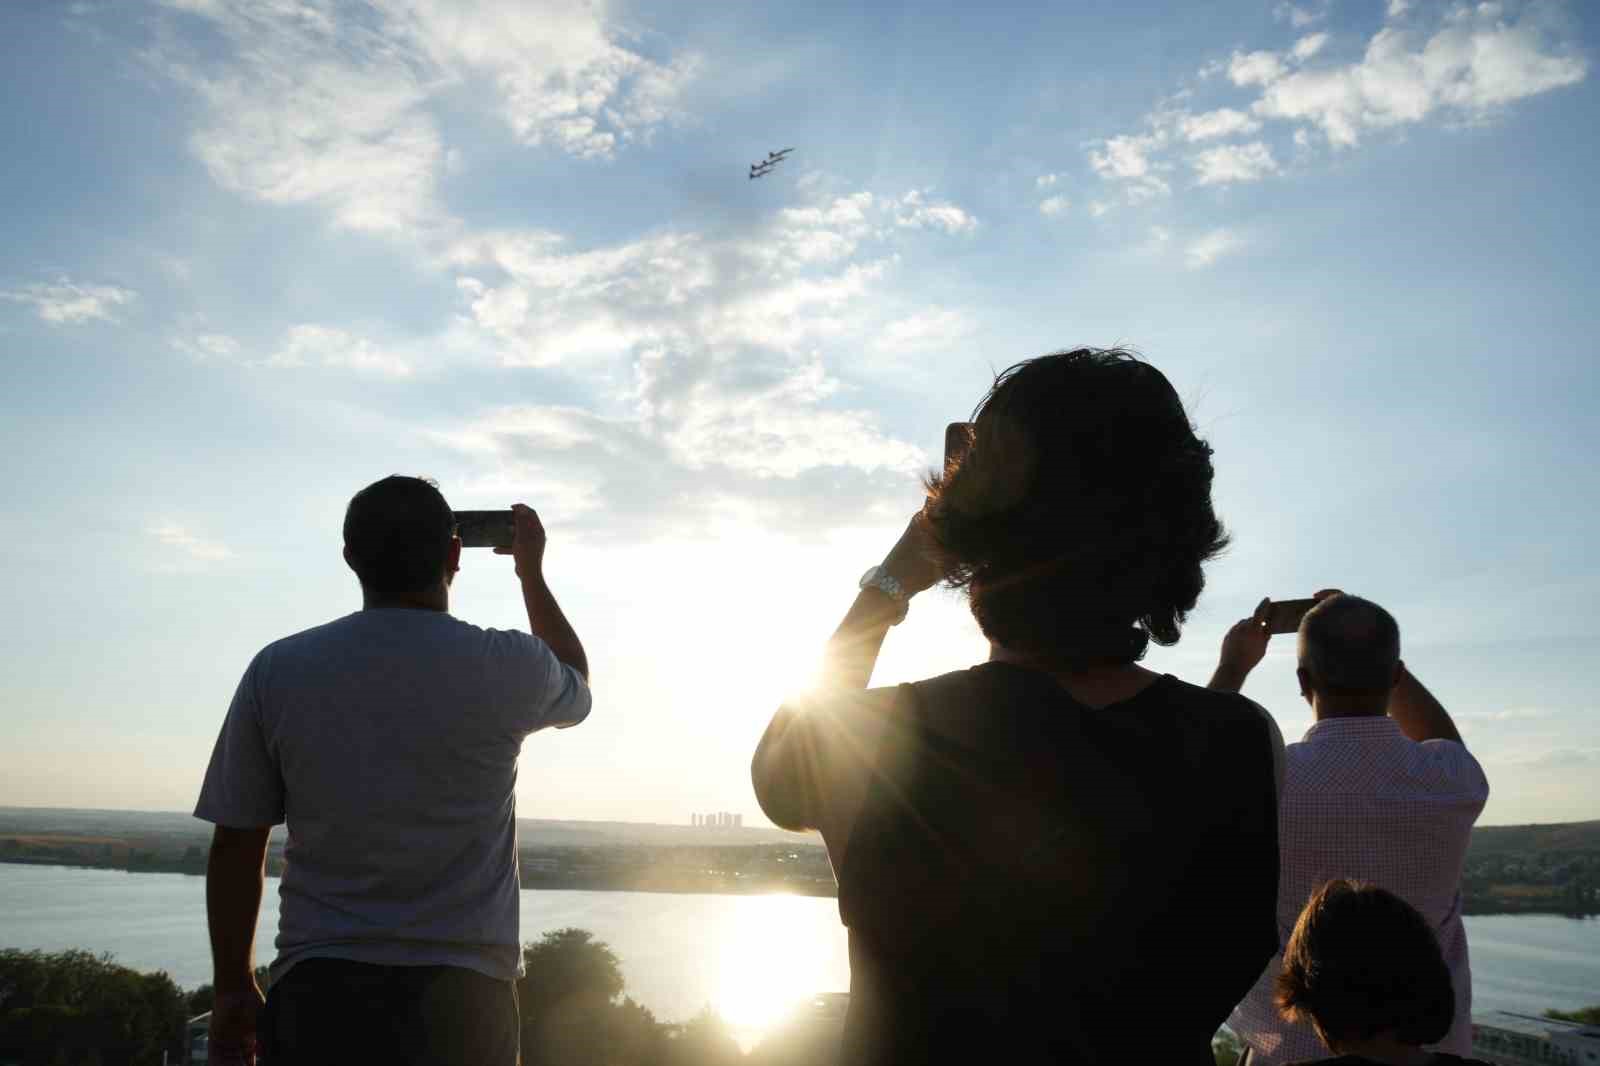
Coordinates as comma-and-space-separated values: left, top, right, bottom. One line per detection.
859, 565, 883, 588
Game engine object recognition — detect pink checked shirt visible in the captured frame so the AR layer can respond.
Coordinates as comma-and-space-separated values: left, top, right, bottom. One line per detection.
1229, 715, 1490, 1064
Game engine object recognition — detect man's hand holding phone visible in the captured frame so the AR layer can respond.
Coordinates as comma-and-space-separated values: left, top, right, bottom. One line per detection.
493, 503, 547, 580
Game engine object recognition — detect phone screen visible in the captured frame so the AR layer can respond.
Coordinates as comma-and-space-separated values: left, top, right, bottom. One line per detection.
1267, 598, 1318, 635
454, 510, 514, 549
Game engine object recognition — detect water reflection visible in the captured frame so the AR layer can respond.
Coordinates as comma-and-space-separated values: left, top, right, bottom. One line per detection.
715, 894, 844, 1041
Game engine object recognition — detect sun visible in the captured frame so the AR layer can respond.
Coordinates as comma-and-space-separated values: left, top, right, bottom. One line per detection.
712, 895, 839, 1041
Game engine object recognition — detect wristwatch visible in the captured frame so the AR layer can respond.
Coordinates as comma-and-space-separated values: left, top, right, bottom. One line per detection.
859, 565, 910, 624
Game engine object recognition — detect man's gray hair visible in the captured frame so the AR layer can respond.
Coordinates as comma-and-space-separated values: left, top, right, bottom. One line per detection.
1298, 594, 1401, 691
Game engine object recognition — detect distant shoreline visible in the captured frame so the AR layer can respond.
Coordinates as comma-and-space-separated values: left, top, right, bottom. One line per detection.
5, 855, 1597, 916
0, 855, 840, 900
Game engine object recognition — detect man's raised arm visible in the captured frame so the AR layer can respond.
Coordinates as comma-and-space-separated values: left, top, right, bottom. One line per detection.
497, 503, 588, 681
1387, 664, 1463, 745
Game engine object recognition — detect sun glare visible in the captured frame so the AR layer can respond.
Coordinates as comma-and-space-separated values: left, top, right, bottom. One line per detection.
713, 895, 842, 1040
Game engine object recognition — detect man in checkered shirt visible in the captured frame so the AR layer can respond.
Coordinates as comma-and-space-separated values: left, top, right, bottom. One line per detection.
1209, 592, 1489, 1065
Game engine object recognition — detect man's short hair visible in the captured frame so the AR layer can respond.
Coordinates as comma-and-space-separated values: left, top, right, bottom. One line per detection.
1276, 879, 1454, 1048
1298, 593, 1400, 692
343, 476, 456, 599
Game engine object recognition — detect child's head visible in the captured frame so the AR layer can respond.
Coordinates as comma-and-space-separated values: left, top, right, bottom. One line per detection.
1276, 879, 1455, 1052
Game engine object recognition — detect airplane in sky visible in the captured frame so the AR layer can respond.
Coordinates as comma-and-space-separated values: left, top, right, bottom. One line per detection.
748, 148, 793, 179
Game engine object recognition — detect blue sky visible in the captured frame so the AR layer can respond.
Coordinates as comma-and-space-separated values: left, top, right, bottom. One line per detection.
1, 0, 1595, 826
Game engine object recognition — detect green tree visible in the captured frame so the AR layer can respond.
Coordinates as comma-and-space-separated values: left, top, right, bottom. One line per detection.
1545, 1004, 1600, 1024
516, 928, 667, 1066
0, 949, 187, 1066
665, 1007, 744, 1066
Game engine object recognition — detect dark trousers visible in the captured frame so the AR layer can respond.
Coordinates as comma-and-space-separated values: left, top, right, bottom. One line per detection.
261, 957, 519, 1066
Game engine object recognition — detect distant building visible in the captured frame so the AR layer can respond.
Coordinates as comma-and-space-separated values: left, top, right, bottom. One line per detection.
1471, 1011, 1600, 1065
734, 813, 743, 828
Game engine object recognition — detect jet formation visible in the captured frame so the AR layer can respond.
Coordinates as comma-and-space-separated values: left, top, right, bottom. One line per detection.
749, 147, 794, 180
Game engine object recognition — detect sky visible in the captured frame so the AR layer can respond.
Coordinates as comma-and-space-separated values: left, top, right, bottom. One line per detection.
1, 0, 1595, 828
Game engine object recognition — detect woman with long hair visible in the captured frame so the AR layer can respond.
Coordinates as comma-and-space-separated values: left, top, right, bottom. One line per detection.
752, 348, 1283, 1065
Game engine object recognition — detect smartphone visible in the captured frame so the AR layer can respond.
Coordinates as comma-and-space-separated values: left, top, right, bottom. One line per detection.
1266, 598, 1318, 635
944, 421, 973, 470
454, 510, 514, 550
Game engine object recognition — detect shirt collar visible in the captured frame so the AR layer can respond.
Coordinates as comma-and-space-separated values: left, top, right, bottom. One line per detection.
1301, 715, 1403, 744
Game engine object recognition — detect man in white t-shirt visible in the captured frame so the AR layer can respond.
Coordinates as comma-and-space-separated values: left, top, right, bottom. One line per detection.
195, 476, 592, 1066
1210, 593, 1489, 1065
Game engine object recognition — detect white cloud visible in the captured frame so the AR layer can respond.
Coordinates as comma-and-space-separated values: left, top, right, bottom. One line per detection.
2, 278, 136, 325
1274, 1, 1328, 28
1191, 141, 1280, 185
1089, 132, 1163, 179
377, 0, 699, 156
1186, 228, 1244, 268
174, 331, 242, 360
894, 189, 978, 234
1230, 50, 1289, 87
1457, 707, 1557, 722
1087, 132, 1171, 202
1176, 107, 1262, 142
268, 324, 414, 376
872, 307, 976, 353
1038, 195, 1070, 217
148, 522, 232, 564
1292, 32, 1331, 61
1253, 6, 1588, 147
1088, 200, 1112, 217
1035, 173, 1061, 188
414, 184, 994, 533
1388, 0, 1411, 16
155, 0, 698, 237
1087, 2, 1586, 202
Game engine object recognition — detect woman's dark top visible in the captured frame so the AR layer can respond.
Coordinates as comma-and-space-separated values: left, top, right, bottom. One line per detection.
1280, 1049, 1491, 1056
832, 663, 1280, 1066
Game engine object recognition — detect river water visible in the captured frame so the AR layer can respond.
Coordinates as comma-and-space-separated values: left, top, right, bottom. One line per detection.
1, 864, 1595, 1034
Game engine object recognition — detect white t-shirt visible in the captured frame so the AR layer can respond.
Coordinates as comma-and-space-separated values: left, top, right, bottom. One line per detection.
194, 608, 591, 982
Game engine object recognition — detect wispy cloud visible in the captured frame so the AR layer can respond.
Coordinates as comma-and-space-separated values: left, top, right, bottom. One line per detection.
268, 324, 414, 377
1274, 0, 1329, 29
1038, 195, 1070, 217
1177, 107, 1262, 142
894, 189, 979, 234
1457, 706, 1558, 722
148, 522, 232, 565
1186, 228, 1244, 268
152, 0, 700, 238
1191, 141, 1280, 185
872, 307, 977, 353
416, 183, 991, 535
2, 278, 136, 325
1253, 5, 1587, 147
1089, 2, 1586, 204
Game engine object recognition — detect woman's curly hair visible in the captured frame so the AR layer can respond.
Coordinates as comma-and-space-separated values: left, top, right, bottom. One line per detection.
924, 348, 1228, 665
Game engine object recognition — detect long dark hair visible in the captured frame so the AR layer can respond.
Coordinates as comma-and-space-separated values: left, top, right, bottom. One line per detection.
924, 348, 1228, 665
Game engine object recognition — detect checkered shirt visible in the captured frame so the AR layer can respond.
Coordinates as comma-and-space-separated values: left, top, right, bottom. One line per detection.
1228, 715, 1490, 1064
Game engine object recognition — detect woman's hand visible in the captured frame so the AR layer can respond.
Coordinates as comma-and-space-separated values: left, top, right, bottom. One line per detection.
880, 510, 944, 599
1210, 597, 1273, 693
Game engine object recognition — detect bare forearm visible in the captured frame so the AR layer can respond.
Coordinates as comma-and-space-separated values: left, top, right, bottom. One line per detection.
752, 589, 899, 829
520, 573, 588, 681
1208, 663, 1251, 693
818, 589, 900, 691
206, 827, 269, 993
1388, 666, 1462, 745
